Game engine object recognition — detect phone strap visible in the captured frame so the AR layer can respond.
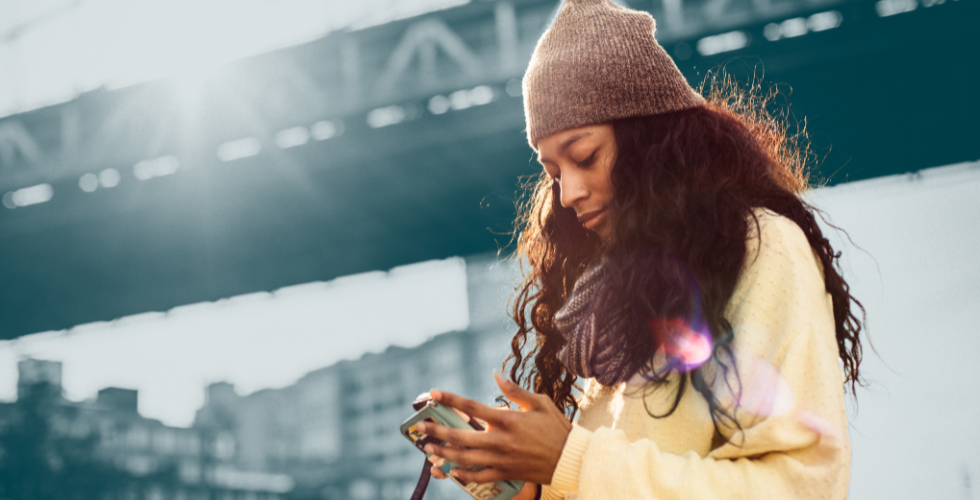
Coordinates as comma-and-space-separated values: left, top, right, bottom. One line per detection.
410, 459, 433, 500
409, 394, 435, 500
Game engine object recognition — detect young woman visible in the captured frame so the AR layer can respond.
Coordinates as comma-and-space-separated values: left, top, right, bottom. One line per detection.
415, 0, 864, 499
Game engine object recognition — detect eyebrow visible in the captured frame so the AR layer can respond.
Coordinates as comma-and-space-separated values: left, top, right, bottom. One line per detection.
537, 131, 593, 165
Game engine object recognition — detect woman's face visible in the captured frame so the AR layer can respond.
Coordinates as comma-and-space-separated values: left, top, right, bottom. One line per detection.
537, 123, 618, 240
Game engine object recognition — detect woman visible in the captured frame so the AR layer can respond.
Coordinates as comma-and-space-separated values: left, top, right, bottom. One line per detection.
415, 0, 864, 498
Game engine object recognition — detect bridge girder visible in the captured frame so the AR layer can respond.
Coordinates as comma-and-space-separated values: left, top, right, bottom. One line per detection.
0, 0, 978, 338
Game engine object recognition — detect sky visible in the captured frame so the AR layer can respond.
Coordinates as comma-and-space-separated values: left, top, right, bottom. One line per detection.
0, 0, 470, 118
0, 257, 470, 427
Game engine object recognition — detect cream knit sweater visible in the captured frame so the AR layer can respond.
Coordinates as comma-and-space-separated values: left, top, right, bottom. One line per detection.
542, 209, 851, 500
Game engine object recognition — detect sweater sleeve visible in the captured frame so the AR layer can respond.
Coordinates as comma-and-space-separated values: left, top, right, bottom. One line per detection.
545, 212, 852, 500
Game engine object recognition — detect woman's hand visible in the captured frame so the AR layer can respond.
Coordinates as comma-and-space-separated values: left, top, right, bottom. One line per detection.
430, 470, 538, 500
514, 482, 540, 500
417, 373, 572, 486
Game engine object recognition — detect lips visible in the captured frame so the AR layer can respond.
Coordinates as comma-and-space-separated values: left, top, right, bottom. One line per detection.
577, 208, 607, 230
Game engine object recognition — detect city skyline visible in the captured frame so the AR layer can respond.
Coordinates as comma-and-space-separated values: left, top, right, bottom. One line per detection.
0, 256, 474, 427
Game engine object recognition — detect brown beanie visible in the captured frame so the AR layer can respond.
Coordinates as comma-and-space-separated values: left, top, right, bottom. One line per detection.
523, 0, 705, 149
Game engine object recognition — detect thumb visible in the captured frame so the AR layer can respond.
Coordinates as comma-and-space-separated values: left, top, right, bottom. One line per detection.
494, 372, 538, 411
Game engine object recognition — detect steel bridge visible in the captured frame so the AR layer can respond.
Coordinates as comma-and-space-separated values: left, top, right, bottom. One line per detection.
0, 0, 977, 337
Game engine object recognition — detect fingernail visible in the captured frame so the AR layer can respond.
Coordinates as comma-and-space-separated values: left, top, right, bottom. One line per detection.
430, 390, 442, 400
416, 422, 427, 432
450, 469, 461, 478
423, 444, 433, 453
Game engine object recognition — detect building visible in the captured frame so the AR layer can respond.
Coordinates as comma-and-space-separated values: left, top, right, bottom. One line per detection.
0, 358, 293, 500
193, 255, 521, 500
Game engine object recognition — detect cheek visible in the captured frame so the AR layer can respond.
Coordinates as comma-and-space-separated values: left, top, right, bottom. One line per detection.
598, 166, 616, 200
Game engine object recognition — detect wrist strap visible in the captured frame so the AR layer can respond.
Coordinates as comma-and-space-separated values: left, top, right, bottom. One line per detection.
410, 459, 433, 500
409, 394, 434, 500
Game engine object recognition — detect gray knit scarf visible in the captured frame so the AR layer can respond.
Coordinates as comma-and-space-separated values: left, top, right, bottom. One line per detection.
555, 260, 636, 385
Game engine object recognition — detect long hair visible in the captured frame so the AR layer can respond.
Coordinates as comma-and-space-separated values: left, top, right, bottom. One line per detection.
506, 74, 865, 432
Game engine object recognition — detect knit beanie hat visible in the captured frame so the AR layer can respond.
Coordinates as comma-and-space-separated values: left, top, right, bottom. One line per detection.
523, 0, 705, 149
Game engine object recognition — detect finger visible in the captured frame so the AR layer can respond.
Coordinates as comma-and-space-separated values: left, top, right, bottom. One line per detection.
430, 464, 448, 479
417, 421, 496, 449
450, 466, 508, 485
516, 482, 539, 500
425, 442, 501, 468
430, 390, 507, 426
494, 373, 544, 411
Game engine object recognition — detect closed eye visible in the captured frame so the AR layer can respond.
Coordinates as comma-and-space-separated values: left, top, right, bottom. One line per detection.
576, 151, 597, 168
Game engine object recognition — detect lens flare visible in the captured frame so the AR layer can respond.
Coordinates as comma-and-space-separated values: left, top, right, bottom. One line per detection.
648, 318, 713, 371
724, 349, 795, 418
642, 317, 844, 445
708, 346, 840, 442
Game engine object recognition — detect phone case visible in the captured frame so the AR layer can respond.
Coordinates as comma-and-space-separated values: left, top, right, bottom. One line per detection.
400, 401, 525, 500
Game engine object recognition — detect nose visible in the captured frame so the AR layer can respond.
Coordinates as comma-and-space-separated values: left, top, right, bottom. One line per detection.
559, 170, 588, 209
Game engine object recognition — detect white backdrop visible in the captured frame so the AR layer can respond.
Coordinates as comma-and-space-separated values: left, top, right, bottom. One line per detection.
808, 162, 980, 500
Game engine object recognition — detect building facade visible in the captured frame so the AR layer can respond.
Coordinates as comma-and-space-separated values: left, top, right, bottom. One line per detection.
1, 358, 293, 500
193, 255, 520, 500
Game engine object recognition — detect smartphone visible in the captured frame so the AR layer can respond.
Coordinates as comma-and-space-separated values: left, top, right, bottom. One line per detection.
400, 398, 525, 500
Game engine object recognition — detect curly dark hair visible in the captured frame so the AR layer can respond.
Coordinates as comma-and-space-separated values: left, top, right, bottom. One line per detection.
505, 73, 865, 433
